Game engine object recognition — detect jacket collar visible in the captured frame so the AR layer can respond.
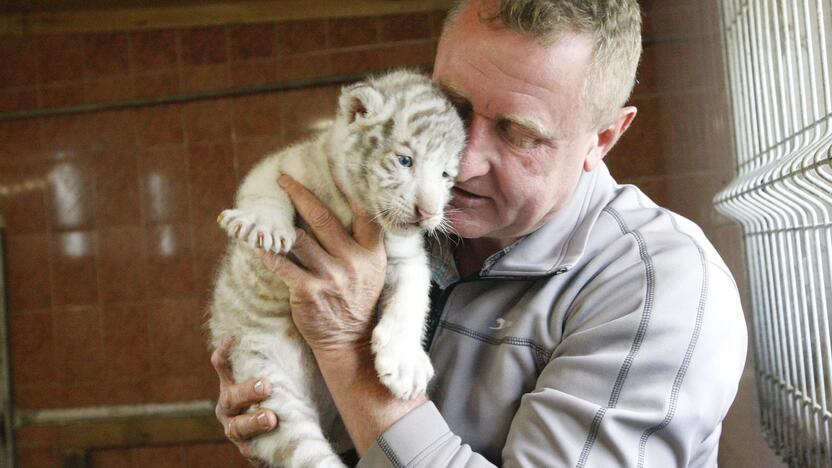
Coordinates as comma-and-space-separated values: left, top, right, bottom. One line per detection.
429, 163, 618, 282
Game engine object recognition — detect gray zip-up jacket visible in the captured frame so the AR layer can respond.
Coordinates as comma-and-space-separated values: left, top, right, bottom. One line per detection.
358, 163, 747, 467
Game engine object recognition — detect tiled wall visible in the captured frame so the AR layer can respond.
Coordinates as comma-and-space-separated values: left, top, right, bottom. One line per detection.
1, 2, 780, 467
1, 12, 442, 467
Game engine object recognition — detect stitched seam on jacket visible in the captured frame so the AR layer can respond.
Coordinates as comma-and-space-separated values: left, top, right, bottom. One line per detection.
576, 207, 656, 468
378, 436, 405, 468
439, 320, 552, 371
410, 431, 454, 467
636, 212, 710, 467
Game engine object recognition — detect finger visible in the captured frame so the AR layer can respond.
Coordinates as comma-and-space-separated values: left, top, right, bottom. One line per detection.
347, 194, 383, 252
259, 250, 313, 287
277, 175, 353, 256
211, 336, 237, 387
226, 409, 278, 442
218, 378, 273, 417
289, 228, 334, 274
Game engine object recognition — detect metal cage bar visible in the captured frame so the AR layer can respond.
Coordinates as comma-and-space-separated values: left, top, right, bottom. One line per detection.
716, 0, 832, 466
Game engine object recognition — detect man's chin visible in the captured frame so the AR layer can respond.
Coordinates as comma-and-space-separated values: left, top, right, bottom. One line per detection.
447, 211, 490, 239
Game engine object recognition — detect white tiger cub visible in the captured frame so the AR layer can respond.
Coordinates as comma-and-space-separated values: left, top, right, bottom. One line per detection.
208, 70, 466, 468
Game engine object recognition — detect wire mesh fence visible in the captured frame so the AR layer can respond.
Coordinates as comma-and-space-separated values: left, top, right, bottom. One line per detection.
715, 1, 832, 466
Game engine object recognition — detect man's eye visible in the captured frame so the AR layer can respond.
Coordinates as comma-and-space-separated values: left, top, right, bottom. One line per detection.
498, 122, 541, 149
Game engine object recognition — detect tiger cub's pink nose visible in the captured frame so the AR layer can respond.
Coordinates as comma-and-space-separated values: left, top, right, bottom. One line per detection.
415, 206, 436, 221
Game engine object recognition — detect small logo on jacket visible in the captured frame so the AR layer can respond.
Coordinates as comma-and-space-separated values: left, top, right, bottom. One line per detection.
489, 318, 513, 330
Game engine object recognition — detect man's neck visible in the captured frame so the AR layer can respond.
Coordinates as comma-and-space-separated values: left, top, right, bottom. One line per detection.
454, 236, 516, 278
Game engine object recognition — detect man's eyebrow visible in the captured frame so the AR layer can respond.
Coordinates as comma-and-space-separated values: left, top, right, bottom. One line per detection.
502, 114, 554, 140
437, 82, 468, 101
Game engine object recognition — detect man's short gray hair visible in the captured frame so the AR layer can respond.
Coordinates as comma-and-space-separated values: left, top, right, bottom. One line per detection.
444, 0, 642, 129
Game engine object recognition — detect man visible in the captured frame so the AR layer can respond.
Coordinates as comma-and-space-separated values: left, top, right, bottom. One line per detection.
212, 0, 748, 466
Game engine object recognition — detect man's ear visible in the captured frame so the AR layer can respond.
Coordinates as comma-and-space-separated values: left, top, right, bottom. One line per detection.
584, 106, 637, 172
338, 82, 385, 126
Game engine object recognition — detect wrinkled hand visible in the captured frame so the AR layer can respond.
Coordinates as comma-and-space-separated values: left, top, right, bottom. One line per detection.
259, 174, 387, 352
211, 336, 278, 466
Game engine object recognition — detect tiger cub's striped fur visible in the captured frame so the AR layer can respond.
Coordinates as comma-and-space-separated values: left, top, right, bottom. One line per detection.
208, 70, 466, 468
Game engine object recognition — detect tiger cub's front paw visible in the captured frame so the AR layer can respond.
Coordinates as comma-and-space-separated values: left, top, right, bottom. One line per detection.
371, 323, 434, 400
217, 208, 296, 253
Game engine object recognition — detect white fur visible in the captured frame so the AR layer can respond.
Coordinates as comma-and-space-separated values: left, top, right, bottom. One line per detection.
209, 70, 465, 467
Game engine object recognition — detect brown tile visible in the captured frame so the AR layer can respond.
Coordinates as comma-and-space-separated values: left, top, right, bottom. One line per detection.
279, 86, 339, 143
651, 39, 706, 92
145, 224, 196, 299
186, 442, 247, 468
229, 23, 276, 61
9, 310, 55, 386
151, 374, 214, 402
130, 29, 179, 71
193, 222, 228, 302
38, 34, 84, 84
632, 43, 657, 97
181, 26, 228, 66
14, 383, 66, 409
84, 32, 130, 78
4, 236, 51, 312
84, 75, 135, 103
180, 64, 230, 93
0, 164, 49, 235
0, 119, 41, 160
182, 99, 233, 143
148, 299, 207, 376
606, 96, 664, 179
187, 142, 236, 225
51, 231, 99, 306
133, 70, 181, 99
277, 19, 328, 55
99, 227, 146, 302
40, 82, 86, 108
16, 425, 59, 448
328, 17, 379, 48
430, 10, 449, 37
45, 159, 96, 231
0, 36, 38, 88
65, 380, 114, 406
0, 86, 38, 112
233, 135, 283, 179
133, 445, 187, 468
92, 448, 135, 468
377, 40, 437, 69
40, 113, 97, 154
53, 306, 103, 382
93, 109, 137, 150
95, 151, 141, 227
134, 104, 185, 148
331, 49, 381, 77
102, 297, 151, 378
139, 147, 190, 224
232, 93, 282, 138
275, 53, 331, 82
230, 59, 278, 87
379, 13, 432, 43
17, 447, 60, 468
107, 378, 153, 405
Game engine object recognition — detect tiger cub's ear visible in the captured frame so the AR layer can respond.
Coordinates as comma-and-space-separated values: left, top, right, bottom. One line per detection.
338, 82, 385, 126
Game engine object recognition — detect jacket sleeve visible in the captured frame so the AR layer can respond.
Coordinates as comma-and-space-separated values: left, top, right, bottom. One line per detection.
360, 247, 747, 467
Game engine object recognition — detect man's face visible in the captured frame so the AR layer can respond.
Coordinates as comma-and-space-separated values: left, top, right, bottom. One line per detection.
433, 3, 600, 245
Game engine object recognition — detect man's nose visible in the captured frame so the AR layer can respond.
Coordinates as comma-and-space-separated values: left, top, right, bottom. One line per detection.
457, 113, 492, 182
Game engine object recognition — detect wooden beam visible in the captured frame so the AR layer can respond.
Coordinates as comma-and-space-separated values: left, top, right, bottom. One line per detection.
0, 0, 454, 36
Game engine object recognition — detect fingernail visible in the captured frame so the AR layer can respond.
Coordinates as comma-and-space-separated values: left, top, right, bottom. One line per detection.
277, 175, 289, 187
257, 412, 275, 428
254, 380, 271, 396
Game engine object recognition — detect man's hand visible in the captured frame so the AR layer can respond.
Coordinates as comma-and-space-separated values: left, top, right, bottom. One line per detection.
211, 336, 278, 465
260, 174, 387, 353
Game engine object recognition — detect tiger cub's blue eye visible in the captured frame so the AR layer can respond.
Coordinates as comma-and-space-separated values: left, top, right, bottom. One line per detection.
397, 154, 413, 167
